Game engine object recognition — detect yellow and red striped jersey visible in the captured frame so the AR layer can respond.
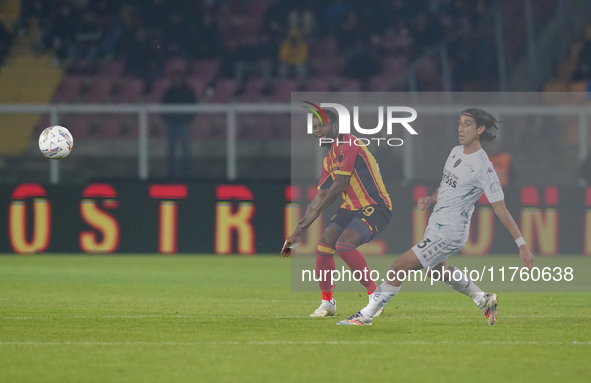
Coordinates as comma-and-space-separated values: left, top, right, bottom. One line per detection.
317, 134, 392, 210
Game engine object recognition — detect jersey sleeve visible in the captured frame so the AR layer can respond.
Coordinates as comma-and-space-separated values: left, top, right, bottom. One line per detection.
334, 141, 359, 176
317, 157, 333, 190
475, 162, 504, 203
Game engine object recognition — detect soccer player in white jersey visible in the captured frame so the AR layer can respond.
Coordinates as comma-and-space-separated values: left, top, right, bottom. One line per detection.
338, 108, 534, 326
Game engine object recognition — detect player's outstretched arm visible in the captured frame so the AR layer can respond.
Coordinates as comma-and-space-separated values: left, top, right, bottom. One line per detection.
491, 199, 534, 271
281, 188, 328, 257
417, 188, 439, 211
281, 176, 348, 257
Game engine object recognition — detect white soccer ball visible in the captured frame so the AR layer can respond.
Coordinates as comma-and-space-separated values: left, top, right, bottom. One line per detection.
39, 126, 73, 159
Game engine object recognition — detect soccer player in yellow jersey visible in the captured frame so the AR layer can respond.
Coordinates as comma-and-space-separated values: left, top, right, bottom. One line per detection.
282, 109, 392, 317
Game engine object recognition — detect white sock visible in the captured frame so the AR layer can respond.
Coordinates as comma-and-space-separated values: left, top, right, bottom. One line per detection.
444, 267, 485, 306
360, 282, 400, 318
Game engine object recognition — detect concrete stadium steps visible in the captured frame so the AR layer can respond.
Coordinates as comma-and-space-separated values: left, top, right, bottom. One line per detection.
0, 7, 62, 155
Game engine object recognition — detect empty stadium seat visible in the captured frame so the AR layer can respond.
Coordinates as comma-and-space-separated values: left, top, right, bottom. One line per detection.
210, 79, 236, 103
98, 60, 126, 77
98, 118, 121, 139
311, 37, 339, 58
239, 77, 265, 102
382, 56, 408, 76
368, 74, 393, 91
163, 57, 189, 76
115, 77, 145, 103
315, 57, 345, 77
339, 78, 362, 92
146, 78, 171, 103
84, 77, 115, 103
52, 75, 85, 103
272, 79, 299, 102
67, 116, 92, 139
186, 77, 206, 99
306, 77, 330, 92
192, 60, 220, 81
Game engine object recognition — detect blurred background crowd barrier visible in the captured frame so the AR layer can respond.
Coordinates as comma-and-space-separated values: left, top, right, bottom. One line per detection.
0, 99, 590, 186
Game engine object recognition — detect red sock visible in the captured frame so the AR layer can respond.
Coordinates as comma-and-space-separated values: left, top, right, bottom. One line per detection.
335, 242, 377, 294
316, 244, 336, 301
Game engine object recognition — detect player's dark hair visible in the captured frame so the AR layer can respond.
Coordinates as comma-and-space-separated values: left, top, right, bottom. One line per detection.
324, 109, 338, 126
461, 108, 499, 142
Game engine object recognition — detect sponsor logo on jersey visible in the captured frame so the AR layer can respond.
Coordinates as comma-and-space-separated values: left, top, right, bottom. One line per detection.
442, 169, 459, 188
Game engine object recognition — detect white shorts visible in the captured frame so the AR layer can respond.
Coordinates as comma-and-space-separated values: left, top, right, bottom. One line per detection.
411, 225, 466, 270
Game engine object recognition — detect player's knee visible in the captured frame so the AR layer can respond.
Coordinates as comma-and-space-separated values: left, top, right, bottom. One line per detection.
426, 264, 446, 279
317, 243, 335, 257
320, 232, 338, 249
335, 241, 356, 253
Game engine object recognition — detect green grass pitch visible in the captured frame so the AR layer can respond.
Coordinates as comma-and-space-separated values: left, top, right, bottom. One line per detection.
1, 255, 590, 382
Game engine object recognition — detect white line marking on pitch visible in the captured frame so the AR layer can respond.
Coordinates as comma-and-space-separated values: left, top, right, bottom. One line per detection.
0, 341, 589, 346
0, 315, 581, 320
1, 315, 312, 320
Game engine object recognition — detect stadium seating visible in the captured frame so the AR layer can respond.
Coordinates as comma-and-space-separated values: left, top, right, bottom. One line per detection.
192, 60, 220, 82
239, 77, 265, 102
84, 77, 115, 103
272, 79, 299, 102
186, 77, 206, 99
115, 77, 145, 103
163, 57, 189, 77
36, 0, 512, 142
315, 57, 345, 77
67, 116, 92, 139
98, 60, 126, 78
98, 117, 121, 139
146, 77, 171, 103
210, 79, 236, 103
52, 75, 84, 103
339, 78, 363, 92
306, 76, 330, 92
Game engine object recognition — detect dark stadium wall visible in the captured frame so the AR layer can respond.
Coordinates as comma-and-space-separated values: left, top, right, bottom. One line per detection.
0, 182, 588, 255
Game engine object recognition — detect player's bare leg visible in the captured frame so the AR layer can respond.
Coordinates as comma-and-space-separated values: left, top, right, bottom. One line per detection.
310, 227, 340, 317
338, 248, 422, 325
430, 262, 498, 325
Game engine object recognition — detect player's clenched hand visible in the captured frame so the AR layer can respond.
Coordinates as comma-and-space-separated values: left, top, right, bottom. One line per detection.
519, 246, 534, 272
281, 237, 299, 257
417, 196, 432, 211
